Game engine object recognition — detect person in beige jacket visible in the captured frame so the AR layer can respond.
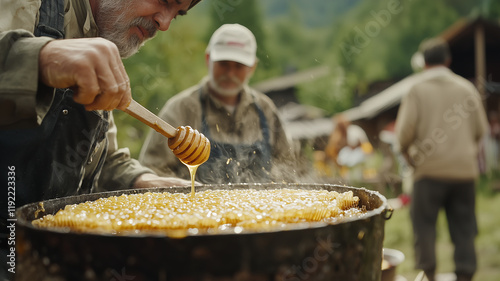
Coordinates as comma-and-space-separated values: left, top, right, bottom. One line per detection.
395, 38, 488, 281
0, 0, 202, 271
140, 24, 296, 184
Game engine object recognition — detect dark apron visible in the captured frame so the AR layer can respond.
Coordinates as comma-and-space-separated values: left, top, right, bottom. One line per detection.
1, 0, 109, 224
196, 90, 272, 184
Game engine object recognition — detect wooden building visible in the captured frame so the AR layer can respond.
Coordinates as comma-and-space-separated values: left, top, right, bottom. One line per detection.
252, 65, 333, 141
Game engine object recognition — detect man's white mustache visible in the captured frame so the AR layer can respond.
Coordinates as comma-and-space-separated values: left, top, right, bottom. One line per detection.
131, 17, 157, 39
217, 76, 242, 85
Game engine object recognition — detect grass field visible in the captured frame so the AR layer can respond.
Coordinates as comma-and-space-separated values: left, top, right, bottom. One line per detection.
382, 175, 500, 281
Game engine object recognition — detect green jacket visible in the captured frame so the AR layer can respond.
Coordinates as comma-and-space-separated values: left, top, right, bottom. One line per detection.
0, 0, 153, 209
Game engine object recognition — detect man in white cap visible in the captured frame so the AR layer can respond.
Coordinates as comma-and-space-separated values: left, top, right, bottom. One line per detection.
140, 24, 295, 184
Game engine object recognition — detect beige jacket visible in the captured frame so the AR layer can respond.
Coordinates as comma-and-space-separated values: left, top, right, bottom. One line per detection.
139, 77, 296, 181
396, 66, 488, 181
0, 0, 152, 190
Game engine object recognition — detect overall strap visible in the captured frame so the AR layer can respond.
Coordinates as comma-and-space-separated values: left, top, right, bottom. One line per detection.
34, 0, 65, 39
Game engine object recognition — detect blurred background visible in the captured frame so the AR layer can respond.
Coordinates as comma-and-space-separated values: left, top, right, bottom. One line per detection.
115, 1, 500, 279
117, 0, 499, 157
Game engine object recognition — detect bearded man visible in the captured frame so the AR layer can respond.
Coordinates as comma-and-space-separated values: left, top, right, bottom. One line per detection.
140, 24, 295, 184
0, 0, 202, 252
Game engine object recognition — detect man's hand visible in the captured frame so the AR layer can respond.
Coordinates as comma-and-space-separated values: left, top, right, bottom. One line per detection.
133, 173, 199, 189
39, 38, 131, 111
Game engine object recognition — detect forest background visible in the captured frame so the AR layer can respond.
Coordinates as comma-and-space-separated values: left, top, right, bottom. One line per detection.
116, 0, 500, 158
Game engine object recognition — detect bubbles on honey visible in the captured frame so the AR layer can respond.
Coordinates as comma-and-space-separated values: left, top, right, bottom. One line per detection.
32, 189, 366, 234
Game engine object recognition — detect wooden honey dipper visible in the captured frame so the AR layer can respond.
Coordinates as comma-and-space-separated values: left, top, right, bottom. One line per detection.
123, 99, 210, 166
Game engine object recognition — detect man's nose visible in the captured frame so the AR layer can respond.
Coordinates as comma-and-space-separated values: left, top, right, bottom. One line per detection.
153, 9, 175, 31
225, 64, 239, 76
225, 67, 235, 77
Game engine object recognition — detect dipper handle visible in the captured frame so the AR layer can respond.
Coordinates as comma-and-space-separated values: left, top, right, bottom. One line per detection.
122, 99, 211, 166
123, 99, 177, 138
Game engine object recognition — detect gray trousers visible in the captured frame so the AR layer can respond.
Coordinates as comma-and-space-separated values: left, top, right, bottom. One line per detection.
411, 178, 477, 275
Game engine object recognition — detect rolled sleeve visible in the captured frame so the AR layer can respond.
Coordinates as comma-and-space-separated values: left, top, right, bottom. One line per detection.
0, 30, 54, 126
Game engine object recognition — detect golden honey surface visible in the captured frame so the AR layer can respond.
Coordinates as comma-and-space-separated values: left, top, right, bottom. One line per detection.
32, 189, 366, 234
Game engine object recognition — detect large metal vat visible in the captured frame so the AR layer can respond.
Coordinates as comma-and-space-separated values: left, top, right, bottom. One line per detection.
16, 183, 391, 281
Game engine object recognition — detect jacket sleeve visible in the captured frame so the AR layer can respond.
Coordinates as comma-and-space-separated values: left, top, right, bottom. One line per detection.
472, 90, 489, 143
270, 115, 298, 182
0, 30, 54, 127
97, 113, 155, 190
270, 109, 295, 162
258, 94, 297, 181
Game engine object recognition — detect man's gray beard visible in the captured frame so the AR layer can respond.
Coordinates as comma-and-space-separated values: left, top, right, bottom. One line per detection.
95, 0, 150, 58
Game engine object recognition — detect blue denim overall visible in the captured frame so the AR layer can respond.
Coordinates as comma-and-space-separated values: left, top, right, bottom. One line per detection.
196, 90, 272, 184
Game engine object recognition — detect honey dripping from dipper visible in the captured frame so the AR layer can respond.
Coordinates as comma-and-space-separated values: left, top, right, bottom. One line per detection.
168, 126, 211, 196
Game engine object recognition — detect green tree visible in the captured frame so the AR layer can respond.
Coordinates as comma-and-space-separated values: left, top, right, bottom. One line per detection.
259, 0, 362, 28
332, 0, 461, 101
263, 4, 339, 114
484, 0, 500, 18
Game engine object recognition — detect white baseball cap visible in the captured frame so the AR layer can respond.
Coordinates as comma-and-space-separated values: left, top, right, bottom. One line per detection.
206, 24, 257, 67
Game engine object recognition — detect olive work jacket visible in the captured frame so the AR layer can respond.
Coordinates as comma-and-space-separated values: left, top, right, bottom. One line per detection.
0, 0, 153, 218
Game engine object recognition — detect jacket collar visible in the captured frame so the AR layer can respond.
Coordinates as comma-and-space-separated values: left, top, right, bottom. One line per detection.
67, 0, 99, 38
422, 65, 452, 76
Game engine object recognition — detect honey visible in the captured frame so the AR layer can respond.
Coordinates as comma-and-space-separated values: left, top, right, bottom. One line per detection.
32, 189, 366, 234
185, 164, 199, 197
